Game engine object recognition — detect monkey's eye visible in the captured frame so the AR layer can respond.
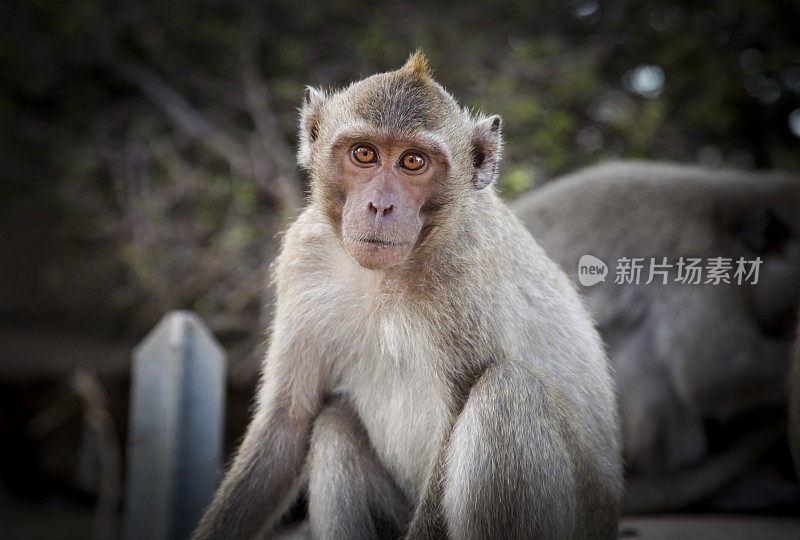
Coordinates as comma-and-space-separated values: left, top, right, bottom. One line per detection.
353, 146, 377, 164
399, 152, 425, 171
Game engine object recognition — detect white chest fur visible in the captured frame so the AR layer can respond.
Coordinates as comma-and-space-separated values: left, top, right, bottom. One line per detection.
293, 252, 451, 500
331, 295, 449, 501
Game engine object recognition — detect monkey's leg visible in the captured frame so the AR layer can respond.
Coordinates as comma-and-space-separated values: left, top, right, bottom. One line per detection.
440, 361, 619, 540
308, 397, 411, 540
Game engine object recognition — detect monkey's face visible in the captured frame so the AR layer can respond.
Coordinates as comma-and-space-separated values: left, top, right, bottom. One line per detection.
331, 137, 447, 270
298, 53, 504, 271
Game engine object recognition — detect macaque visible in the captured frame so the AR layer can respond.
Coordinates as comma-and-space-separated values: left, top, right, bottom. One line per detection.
193, 52, 622, 539
513, 161, 800, 510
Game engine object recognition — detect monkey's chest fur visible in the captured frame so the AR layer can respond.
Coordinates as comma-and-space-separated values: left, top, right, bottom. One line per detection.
328, 297, 451, 502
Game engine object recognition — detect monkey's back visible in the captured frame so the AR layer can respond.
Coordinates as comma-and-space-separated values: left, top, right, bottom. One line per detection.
513, 160, 800, 268
512, 160, 800, 336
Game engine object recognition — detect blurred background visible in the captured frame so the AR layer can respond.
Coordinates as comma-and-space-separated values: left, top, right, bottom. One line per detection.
1, 0, 799, 538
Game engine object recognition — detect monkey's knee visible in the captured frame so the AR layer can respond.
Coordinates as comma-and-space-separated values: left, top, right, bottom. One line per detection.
308, 396, 370, 500
309, 396, 362, 458
308, 397, 409, 540
442, 362, 618, 540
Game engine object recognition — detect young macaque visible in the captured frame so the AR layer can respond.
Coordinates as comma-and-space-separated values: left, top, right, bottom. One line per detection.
194, 51, 622, 539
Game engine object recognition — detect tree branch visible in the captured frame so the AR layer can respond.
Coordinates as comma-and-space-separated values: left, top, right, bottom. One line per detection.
238, 13, 302, 213
114, 60, 254, 177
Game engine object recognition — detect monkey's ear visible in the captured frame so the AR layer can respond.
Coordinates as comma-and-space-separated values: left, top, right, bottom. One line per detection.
298, 86, 327, 169
470, 115, 503, 190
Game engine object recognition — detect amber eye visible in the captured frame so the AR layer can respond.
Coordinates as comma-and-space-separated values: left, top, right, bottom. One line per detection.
400, 152, 425, 171
353, 146, 377, 164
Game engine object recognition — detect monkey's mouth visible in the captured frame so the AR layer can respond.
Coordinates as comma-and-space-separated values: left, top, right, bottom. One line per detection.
343, 234, 414, 270
358, 237, 408, 247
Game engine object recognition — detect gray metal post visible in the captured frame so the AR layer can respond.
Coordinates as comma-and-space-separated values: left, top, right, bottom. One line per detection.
124, 310, 226, 540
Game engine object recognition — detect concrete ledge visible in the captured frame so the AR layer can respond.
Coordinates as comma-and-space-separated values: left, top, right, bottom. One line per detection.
621, 515, 800, 539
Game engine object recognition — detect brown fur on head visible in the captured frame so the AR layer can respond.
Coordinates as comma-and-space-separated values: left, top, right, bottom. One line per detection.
297, 50, 503, 271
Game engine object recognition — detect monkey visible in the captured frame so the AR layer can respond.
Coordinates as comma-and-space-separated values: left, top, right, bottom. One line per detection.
512, 161, 800, 510
193, 51, 623, 539
790, 314, 800, 481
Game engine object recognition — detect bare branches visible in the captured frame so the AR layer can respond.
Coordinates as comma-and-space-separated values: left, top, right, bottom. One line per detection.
113, 59, 301, 215
115, 61, 251, 174
240, 43, 302, 213
238, 6, 303, 214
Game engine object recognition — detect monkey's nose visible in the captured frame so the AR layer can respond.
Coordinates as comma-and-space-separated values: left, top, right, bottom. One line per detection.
368, 201, 394, 217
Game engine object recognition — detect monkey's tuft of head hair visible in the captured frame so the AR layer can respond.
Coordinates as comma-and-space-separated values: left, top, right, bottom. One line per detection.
344, 50, 458, 135
400, 48, 432, 81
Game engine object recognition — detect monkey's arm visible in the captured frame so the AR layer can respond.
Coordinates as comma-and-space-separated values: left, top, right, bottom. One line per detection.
405, 360, 619, 539
193, 330, 328, 540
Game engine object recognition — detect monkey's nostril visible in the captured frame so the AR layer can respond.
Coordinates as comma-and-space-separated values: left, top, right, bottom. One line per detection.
368, 201, 393, 217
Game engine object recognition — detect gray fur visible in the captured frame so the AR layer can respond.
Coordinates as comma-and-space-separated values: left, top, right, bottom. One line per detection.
308, 397, 411, 539
441, 361, 618, 539
512, 160, 800, 504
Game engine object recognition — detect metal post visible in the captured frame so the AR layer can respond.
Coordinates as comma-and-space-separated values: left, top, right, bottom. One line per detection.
124, 311, 226, 540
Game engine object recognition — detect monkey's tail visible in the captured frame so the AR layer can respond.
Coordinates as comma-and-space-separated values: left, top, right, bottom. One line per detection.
622, 421, 785, 513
